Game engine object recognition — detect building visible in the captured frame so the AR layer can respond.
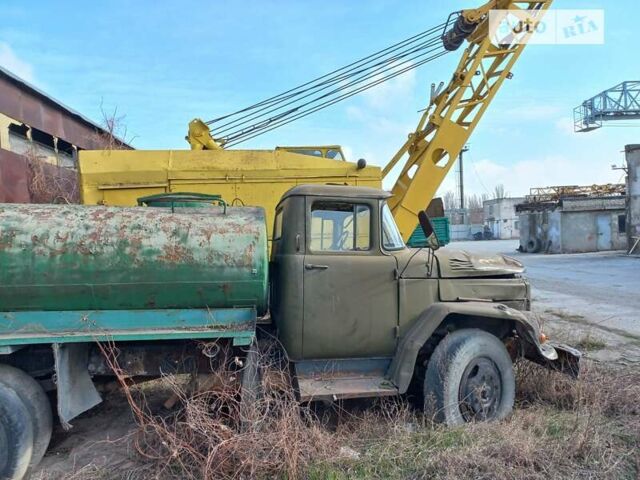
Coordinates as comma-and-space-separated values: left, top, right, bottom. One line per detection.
483, 197, 525, 240
517, 185, 627, 254
626, 145, 640, 254
0, 66, 131, 203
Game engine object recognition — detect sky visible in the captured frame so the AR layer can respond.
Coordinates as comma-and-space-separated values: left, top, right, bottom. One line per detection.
1, 0, 638, 199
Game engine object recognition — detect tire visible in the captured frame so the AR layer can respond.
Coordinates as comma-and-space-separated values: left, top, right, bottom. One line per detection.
423, 329, 515, 426
0, 365, 53, 469
526, 238, 541, 253
0, 383, 34, 480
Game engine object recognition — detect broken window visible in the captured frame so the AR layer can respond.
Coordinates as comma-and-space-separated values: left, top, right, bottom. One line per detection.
618, 215, 626, 234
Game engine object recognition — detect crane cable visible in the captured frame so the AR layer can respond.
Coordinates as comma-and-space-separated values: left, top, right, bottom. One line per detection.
203, 21, 452, 146
206, 21, 447, 127
216, 35, 445, 138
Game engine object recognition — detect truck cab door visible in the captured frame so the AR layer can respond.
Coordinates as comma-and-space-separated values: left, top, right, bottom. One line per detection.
302, 199, 398, 359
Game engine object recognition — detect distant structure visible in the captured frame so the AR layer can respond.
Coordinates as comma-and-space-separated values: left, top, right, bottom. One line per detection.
517, 184, 627, 254
574, 81, 640, 132
0, 66, 132, 203
483, 197, 525, 240
625, 145, 640, 254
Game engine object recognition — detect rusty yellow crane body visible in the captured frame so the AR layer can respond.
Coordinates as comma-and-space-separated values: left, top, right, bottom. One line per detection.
79, 148, 381, 244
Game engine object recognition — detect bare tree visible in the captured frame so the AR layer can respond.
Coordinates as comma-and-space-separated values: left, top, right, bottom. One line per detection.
493, 184, 507, 199
443, 190, 458, 210
92, 101, 135, 150
26, 145, 79, 204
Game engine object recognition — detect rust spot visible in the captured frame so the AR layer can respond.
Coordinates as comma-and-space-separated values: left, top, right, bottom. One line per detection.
158, 244, 195, 264
0, 230, 16, 250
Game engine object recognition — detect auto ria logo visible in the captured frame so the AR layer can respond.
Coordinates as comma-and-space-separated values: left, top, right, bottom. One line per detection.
488, 9, 605, 45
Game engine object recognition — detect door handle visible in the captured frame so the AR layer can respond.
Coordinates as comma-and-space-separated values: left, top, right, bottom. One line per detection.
305, 264, 329, 270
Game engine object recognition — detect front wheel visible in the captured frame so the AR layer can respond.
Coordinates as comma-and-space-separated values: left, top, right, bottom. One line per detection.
424, 329, 515, 426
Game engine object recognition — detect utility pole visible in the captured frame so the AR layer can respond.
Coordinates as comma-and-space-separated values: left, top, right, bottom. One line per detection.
458, 145, 469, 222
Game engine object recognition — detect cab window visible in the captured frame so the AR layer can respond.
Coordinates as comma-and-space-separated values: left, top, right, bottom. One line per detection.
381, 203, 404, 250
326, 149, 344, 160
310, 202, 370, 252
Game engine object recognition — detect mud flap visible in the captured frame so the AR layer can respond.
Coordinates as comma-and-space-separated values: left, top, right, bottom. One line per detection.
53, 343, 102, 429
526, 342, 582, 378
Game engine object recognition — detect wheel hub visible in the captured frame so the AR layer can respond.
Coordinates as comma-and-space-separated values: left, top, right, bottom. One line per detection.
459, 357, 502, 421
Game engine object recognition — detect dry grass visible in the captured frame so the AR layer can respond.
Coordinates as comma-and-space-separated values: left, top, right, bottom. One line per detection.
38, 345, 640, 480
26, 149, 79, 204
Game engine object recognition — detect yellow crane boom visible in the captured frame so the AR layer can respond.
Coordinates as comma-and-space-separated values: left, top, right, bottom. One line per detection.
387, 0, 553, 239
80, 0, 552, 245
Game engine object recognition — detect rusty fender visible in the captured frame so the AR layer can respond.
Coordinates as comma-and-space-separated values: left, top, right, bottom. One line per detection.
388, 302, 581, 393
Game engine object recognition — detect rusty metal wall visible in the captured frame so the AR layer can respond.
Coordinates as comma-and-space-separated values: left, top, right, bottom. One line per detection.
0, 149, 78, 203
0, 149, 30, 202
0, 72, 125, 150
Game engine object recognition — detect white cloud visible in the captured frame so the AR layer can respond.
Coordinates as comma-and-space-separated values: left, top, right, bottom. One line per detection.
0, 42, 34, 82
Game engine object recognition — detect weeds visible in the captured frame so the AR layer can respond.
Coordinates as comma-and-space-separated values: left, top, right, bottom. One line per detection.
38, 346, 640, 480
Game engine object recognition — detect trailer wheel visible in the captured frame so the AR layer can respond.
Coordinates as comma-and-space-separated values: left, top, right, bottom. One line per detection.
0, 383, 34, 480
424, 329, 515, 426
0, 364, 53, 469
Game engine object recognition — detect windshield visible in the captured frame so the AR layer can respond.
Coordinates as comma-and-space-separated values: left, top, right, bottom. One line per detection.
381, 203, 404, 250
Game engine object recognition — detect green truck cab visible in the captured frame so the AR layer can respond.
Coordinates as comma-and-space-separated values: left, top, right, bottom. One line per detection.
0, 186, 579, 479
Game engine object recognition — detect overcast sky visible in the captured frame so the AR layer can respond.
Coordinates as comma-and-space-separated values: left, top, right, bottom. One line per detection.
1, 0, 638, 198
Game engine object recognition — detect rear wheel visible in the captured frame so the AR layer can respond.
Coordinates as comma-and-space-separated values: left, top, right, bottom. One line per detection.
0, 383, 34, 480
423, 329, 515, 426
0, 364, 53, 469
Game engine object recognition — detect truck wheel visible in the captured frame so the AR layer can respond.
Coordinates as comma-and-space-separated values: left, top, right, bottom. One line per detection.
0, 383, 34, 480
424, 329, 515, 426
0, 364, 53, 469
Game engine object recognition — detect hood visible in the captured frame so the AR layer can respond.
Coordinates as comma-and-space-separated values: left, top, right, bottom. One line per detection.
435, 249, 525, 278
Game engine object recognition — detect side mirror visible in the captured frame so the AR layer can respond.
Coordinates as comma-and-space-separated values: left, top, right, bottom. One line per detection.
418, 211, 440, 250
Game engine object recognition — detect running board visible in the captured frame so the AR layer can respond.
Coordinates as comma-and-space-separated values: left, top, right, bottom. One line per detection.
294, 358, 399, 402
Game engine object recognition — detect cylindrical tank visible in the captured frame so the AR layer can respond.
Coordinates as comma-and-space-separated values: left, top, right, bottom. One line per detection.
0, 204, 268, 314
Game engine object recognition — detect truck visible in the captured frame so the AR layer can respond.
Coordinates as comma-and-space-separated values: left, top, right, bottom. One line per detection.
0, 187, 579, 479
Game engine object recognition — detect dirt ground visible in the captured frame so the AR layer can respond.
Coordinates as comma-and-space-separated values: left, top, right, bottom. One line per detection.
33, 241, 640, 478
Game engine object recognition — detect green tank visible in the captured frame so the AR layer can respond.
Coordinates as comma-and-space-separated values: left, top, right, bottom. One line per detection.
0, 203, 268, 314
